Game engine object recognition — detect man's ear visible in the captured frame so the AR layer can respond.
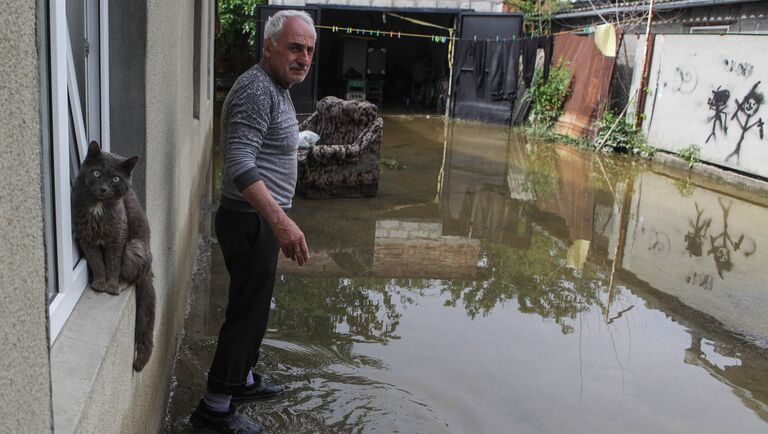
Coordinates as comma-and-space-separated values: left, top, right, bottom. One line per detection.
86, 141, 101, 161
263, 37, 272, 61
120, 156, 139, 175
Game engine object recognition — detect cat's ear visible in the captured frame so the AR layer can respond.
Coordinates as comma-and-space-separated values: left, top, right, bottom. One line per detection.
120, 156, 140, 175
86, 141, 102, 160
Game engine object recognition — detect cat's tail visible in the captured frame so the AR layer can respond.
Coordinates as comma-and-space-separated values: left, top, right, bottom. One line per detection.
133, 272, 155, 372
123, 239, 155, 372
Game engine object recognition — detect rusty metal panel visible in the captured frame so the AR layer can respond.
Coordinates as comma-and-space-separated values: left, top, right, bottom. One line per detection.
552, 33, 617, 138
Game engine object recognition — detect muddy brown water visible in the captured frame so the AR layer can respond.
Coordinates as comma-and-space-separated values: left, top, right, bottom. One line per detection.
166, 116, 768, 433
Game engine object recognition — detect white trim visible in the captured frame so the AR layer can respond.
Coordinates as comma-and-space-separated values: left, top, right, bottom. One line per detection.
66, 29, 89, 161
48, 260, 89, 340
48, 0, 108, 343
100, 0, 110, 151
50, 0, 74, 311
690, 25, 730, 34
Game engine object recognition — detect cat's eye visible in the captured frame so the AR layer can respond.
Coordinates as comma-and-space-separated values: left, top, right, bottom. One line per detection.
92, 170, 101, 178
112, 176, 120, 183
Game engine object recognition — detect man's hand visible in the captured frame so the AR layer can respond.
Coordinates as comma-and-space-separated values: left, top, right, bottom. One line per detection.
240, 181, 310, 266
274, 213, 309, 266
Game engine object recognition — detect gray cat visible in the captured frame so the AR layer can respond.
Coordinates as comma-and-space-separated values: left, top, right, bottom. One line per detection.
72, 141, 155, 372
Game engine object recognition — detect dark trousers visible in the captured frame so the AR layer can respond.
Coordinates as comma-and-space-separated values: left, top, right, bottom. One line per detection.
206, 206, 280, 394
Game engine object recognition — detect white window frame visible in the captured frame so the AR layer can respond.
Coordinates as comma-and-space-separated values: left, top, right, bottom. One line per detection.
48, 0, 110, 342
690, 25, 730, 34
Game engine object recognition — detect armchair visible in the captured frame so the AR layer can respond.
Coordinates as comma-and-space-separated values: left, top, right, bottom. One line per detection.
297, 96, 383, 198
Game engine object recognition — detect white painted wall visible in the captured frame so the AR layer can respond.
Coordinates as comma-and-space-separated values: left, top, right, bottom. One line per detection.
637, 34, 768, 178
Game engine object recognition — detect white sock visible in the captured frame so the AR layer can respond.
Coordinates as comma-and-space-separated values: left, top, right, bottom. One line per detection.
202, 389, 231, 413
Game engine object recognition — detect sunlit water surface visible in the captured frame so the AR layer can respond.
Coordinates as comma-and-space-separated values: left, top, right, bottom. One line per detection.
166, 116, 768, 433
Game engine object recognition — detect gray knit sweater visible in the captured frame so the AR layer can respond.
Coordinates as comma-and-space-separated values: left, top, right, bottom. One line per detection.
219, 64, 299, 210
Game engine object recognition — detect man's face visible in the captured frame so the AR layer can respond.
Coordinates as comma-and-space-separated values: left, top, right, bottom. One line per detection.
263, 17, 316, 89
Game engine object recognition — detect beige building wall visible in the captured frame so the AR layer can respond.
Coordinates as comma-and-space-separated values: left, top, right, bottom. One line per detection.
0, 0, 54, 432
0, 0, 213, 432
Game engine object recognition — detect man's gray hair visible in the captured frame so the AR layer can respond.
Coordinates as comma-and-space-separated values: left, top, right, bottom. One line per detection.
264, 10, 316, 44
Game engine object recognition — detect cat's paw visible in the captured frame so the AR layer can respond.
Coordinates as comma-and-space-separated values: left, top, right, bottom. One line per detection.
104, 280, 124, 295
91, 279, 108, 292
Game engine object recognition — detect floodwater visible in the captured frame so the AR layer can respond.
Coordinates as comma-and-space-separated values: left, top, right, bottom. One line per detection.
166, 116, 768, 433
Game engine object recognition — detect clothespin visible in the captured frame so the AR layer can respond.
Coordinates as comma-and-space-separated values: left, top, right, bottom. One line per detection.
347, 27, 351, 34
390, 31, 394, 37
473, 35, 477, 41
496, 35, 499, 42
398, 32, 401, 38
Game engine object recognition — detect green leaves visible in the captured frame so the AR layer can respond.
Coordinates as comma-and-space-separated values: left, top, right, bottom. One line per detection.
679, 144, 701, 168
218, 0, 265, 59
529, 63, 572, 128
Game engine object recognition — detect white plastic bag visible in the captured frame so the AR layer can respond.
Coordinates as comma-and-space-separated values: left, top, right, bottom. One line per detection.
298, 130, 320, 149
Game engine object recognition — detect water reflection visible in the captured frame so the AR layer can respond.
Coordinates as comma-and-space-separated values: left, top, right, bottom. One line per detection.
167, 116, 768, 433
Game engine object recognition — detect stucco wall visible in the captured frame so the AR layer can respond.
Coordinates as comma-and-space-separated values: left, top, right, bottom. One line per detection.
115, 0, 215, 431
45, 0, 214, 432
0, 0, 54, 432
632, 34, 768, 178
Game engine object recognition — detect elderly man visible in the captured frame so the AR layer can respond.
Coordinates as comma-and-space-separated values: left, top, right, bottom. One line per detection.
190, 10, 315, 434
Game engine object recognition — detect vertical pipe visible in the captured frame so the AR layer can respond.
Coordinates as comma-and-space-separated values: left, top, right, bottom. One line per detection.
445, 25, 456, 119
634, 0, 655, 127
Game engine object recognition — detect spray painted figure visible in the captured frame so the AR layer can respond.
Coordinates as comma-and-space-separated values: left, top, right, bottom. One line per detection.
726, 81, 765, 163
705, 87, 729, 143
685, 202, 711, 257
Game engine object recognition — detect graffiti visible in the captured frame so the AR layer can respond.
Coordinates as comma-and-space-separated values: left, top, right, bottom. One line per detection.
706, 198, 757, 279
685, 272, 714, 291
647, 229, 671, 253
685, 202, 712, 257
723, 59, 754, 78
726, 81, 765, 164
705, 87, 730, 143
673, 66, 698, 94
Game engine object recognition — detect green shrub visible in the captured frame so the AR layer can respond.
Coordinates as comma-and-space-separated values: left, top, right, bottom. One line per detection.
594, 109, 653, 158
678, 144, 701, 168
528, 64, 572, 128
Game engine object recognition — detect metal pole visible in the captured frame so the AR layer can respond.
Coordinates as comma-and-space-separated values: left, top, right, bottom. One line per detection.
634, 0, 655, 127
445, 25, 456, 119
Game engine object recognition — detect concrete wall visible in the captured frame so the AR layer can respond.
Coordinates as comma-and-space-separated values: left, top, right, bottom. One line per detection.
114, 0, 215, 431
0, 1, 54, 432
41, 0, 214, 432
620, 171, 768, 343
632, 34, 768, 178
267, 0, 505, 12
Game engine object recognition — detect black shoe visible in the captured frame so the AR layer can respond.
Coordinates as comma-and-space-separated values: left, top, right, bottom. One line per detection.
190, 400, 263, 434
231, 376, 285, 401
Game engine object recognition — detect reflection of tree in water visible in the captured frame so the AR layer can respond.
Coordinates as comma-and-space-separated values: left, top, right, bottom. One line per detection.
522, 142, 559, 200
271, 276, 410, 347
441, 235, 609, 334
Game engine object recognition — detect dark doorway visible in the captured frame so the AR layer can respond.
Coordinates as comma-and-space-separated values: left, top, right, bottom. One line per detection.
315, 7, 455, 115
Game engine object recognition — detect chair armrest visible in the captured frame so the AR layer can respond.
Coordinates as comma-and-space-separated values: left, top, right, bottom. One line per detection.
300, 112, 320, 132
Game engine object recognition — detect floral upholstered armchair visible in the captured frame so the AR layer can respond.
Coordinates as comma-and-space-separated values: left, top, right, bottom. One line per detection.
297, 96, 383, 198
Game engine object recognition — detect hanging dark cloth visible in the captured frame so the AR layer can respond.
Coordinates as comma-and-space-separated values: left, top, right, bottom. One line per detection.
471, 40, 487, 97
487, 39, 520, 105
522, 38, 539, 88
451, 40, 470, 86
540, 36, 554, 82
451, 40, 488, 97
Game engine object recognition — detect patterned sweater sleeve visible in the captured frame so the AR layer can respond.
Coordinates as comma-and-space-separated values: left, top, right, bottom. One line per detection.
223, 83, 273, 192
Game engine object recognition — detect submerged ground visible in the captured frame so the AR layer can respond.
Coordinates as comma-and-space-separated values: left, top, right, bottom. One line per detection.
166, 116, 768, 433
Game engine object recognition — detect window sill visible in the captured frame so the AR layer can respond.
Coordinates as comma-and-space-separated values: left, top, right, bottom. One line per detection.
50, 286, 134, 432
